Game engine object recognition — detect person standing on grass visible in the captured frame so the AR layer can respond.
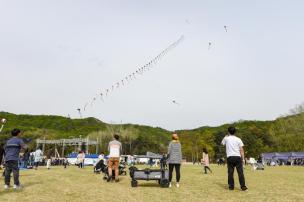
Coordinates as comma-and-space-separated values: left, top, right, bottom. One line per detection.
221, 126, 248, 191
63, 157, 68, 169
202, 148, 212, 174
46, 150, 52, 170
77, 151, 85, 168
4, 129, 27, 190
23, 149, 30, 168
167, 133, 182, 188
34, 146, 43, 170
107, 134, 122, 182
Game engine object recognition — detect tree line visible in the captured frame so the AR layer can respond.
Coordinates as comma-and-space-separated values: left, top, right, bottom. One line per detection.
1, 103, 303, 161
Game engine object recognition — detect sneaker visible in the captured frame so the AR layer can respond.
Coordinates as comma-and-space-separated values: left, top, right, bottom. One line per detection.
169, 183, 172, 188
241, 187, 248, 191
107, 176, 112, 182
176, 183, 180, 188
229, 187, 234, 191
115, 179, 119, 183
4, 185, 9, 190
13, 184, 22, 190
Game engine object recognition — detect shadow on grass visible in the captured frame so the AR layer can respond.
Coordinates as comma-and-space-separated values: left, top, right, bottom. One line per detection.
0, 181, 41, 196
135, 182, 162, 188
215, 181, 228, 190
20, 174, 35, 177
24, 180, 42, 188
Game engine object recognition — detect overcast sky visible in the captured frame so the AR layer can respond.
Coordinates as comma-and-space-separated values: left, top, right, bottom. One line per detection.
1, 0, 304, 130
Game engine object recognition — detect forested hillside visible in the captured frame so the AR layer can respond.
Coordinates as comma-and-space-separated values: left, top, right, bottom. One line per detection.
1, 106, 304, 161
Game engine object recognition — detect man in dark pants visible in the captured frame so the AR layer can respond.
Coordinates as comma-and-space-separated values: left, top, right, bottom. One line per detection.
221, 126, 247, 191
4, 129, 27, 190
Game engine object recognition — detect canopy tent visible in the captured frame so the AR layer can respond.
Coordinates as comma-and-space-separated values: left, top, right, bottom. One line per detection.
262, 152, 304, 161
67, 153, 99, 158
67, 153, 99, 165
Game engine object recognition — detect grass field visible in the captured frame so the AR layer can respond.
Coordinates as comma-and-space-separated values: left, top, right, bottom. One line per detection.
0, 164, 303, 202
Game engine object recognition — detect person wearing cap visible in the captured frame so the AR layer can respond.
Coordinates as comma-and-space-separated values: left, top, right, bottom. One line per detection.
221, 126, 248, 191
167, 133, 182, 188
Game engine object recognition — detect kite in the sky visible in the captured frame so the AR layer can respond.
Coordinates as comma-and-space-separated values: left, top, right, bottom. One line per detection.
83, 102, 89, 111
77, 108, 82, 118
172, 100, 180, 106
208, 42, 212, 50
90, 97, 96, 106
224, 25, 228, 32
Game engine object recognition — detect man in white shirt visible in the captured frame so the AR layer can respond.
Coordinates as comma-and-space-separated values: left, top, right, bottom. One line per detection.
107, 134, 122, 182
221, 126, 247, 191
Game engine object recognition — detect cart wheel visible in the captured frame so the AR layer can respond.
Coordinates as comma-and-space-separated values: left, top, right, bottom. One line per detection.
160, 179, 169, 188
131, 180, 138, 187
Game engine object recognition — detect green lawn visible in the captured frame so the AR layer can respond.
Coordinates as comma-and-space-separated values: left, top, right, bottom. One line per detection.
0, 164, 303, 202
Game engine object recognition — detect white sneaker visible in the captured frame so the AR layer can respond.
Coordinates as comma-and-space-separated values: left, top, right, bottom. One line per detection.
169, 183, 172, 188
13, 185, 21, 190
4, 185, 9, 190
176, 183, 180, 188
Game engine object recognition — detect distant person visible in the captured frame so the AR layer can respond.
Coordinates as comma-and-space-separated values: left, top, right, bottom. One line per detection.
202, 148, 212, 174
77, 151, 85, 168
29, 150, 35, 167
168, 133, 182, 188
96, 152, 105, 167
34, 147, 43, 170
107, 134, 122, 182
46, 150, 52, 170
63, 157, 68, 169
4, 129, 27, 189
23, 149, 30, 168
221, 126, 247, 191
98, 152, 105, 161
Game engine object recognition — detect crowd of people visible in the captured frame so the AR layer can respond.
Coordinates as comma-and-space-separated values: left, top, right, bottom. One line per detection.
9, 125, 302, 191
14, 148, 69, 170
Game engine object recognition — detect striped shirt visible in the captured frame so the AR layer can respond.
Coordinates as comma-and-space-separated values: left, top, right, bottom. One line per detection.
167, 141, 182, 164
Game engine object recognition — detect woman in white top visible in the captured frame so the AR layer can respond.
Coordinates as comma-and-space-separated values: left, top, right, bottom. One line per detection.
77, 151, 85, 168
34, 147, 43, 170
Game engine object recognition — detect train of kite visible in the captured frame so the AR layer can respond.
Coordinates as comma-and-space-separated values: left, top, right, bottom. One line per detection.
77, 35, 185, 118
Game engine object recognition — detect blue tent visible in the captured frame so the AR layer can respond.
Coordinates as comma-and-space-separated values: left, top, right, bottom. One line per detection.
67, 153, 99, 158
